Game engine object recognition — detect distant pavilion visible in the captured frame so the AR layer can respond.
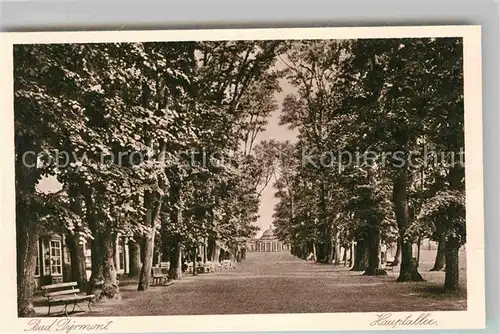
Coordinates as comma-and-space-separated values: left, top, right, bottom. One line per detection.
246, 225, 289, 252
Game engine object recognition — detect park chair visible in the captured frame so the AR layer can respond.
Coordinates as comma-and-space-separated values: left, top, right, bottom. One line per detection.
201, 262, 211, 273
222, 260, 235, 269
195, 262, 209, 274
384, 263, 395, 271
41, 282, 94, 317
160, 262, 170, 277
384, 259, 398, 271
206, 262, 215, 273
151, 267, 169, 286
160, 261, 170, 271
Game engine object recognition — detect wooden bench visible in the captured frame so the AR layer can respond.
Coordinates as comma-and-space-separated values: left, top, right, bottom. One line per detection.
160, 262, 170, 272
41, 282, 94, 317
205, 262, 215, 273
221, 260, 235, 269
152, 267, 173, 286
384, 259, 397, 271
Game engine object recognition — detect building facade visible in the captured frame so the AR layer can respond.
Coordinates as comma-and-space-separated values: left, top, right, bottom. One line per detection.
247, 226, 289, 252
33, 232, 130, 290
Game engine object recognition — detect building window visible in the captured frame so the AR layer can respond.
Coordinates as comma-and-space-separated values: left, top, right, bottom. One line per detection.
50, 240, 62, 275
118, 244, 125, 271
34, 241, 40, 277
43, 239, 51, 276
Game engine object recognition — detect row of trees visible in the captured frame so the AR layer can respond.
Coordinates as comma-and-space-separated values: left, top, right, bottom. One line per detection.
15, 41, 286, 316
15, 38, 466, 316
268, 39, 465, 290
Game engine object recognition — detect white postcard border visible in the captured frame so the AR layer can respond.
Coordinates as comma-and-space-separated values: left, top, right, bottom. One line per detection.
0, 25, 484, 333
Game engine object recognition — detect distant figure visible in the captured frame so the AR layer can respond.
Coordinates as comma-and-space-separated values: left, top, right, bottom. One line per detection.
306, 252, 316, 262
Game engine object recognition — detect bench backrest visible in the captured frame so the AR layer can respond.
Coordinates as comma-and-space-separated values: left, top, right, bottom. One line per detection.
41, 282, 79, 298
159, 262, 170, 274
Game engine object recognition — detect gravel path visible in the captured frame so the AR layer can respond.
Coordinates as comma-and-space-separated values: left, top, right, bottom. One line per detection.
76, 251, 466, 316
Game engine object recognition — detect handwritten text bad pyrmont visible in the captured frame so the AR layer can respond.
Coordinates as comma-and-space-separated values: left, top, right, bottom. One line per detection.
25, 319, 113, 334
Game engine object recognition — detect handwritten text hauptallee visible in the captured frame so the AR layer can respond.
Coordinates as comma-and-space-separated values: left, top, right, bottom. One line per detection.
25, 319, 113, 333
370, 313, 438, 328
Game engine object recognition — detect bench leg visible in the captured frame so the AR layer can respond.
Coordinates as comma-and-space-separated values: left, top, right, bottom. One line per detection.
63, 304, 69, 317
88, 299, 92, 312
47, 304, 51, 316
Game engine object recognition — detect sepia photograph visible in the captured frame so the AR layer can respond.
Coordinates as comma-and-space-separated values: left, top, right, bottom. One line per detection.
0, 26, 484, 332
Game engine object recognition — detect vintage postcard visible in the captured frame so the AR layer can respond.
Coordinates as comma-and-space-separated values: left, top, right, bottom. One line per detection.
0, 26, 484, 333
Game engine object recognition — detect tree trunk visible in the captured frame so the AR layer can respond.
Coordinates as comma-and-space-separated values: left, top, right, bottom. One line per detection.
88, 229, 121, 300
16, 217, 39, 317
392, 238, 402, 265
16, 137, 41, 317
137, 232, 155, 291
101, 232, 120, 299
342, 246, 347, 266
416, 237, 422, 267
363, 225, 387, 276
88, 231, 104, 294
193, 247, 198, 276
128, 240, 142, 277
236, 247, 242, 262
66, 234, 88, 290
138, 192, 162, 291
213, 244, 220, 262
318, 181, 333, 264
444, 238, 460, 292
431, 234, 446, 271
203, 241, 208, 262
351, 238, 368, 271
442, 165, 464, 291
393, 169, 423, 282
325, 229, 334, 264
397, 241, 424, 282
85, 193, 104, 297
207, 237, 216, 261
333, 233, 341, 265
140, 238, 146, 264
168, 240, 183, 280
65, 187, 88, 290
349, 242, 354, 267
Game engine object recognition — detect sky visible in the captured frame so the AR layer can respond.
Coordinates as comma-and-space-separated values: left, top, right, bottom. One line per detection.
36, 61, 299, 239
252, 76, 298, 237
